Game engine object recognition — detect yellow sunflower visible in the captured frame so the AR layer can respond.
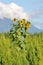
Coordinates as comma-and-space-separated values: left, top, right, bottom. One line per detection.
17, 31, 21, 36
19, 19, 25, 27
13, 18, 17, 21
25, 22, 31, 30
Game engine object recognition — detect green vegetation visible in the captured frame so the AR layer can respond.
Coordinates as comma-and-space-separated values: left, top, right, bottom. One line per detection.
0, 18, 43, 65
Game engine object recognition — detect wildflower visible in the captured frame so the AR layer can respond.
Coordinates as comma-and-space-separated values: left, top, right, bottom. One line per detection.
17, 31, 21, 36
13, 18, 17, 21
25, 22, 31, 30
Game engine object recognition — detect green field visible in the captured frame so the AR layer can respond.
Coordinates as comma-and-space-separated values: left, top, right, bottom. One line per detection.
0, 32, 43, 65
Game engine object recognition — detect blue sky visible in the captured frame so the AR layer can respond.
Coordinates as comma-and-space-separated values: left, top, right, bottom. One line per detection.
1, 0, 43, 11
0, 0, 43, 32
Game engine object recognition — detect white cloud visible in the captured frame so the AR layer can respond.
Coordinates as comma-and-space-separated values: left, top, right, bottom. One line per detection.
0, 2, 30, 20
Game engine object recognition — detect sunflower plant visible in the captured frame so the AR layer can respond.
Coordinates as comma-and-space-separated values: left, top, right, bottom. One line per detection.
9, 18, 31, 43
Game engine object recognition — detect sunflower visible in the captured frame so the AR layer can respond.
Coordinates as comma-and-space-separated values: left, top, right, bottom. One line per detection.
13, 18, 17, 21
17, 31, 21, 36
19, 19, 25, 27
25, 22, 31, 30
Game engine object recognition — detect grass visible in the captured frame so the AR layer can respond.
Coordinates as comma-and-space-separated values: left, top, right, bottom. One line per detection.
0, 32, 43, 65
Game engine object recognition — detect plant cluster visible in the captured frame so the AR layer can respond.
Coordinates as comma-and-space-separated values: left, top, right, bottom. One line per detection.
9, 18, 31, 41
